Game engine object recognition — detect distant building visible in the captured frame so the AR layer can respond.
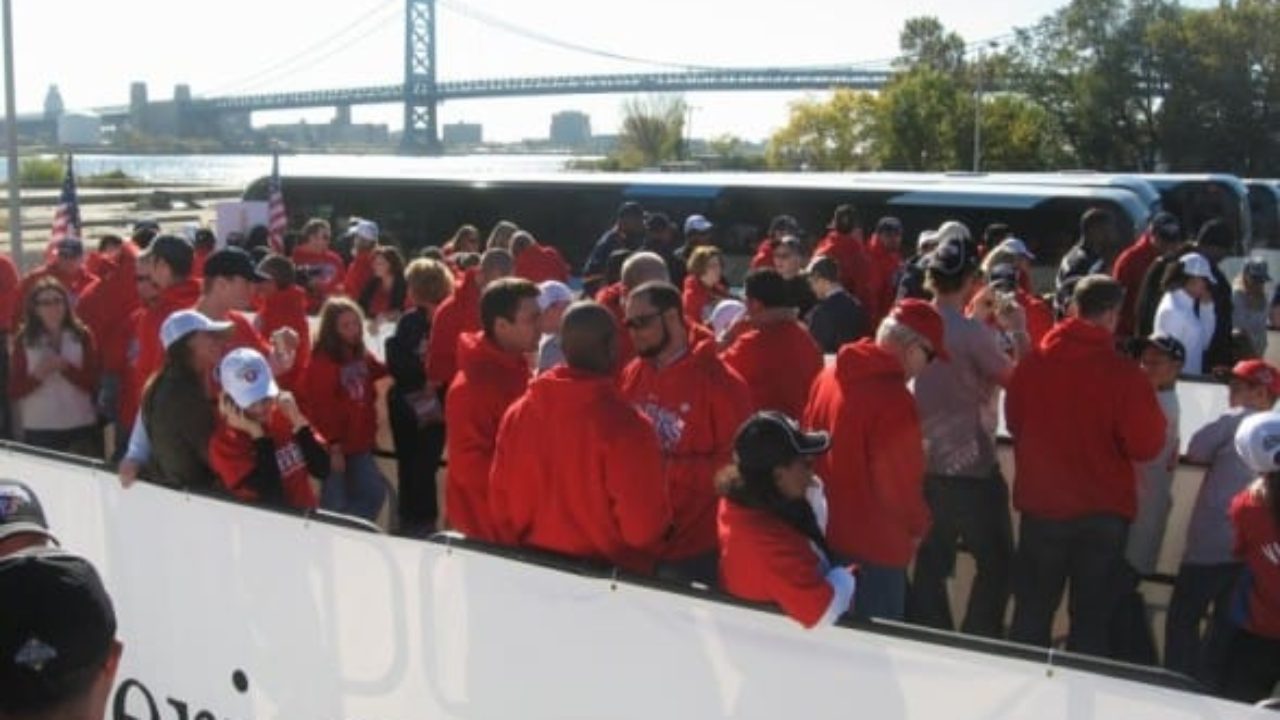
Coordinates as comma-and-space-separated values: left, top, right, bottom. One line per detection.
57, 112, 102, 146
550, 111, 591, 148
259, 120, 390, 149
443, 122, 483, 146
43, 85, 65, 121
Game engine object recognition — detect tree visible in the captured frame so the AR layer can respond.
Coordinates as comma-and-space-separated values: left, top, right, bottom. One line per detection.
614, 94, 687, 169
765, 89, 879, 170
895, 16, 968, 75
875, 68, 967, 169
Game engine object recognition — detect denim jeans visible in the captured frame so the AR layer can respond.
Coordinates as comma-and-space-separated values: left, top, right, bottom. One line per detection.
321, 451, 388, 523
908, 471, 1013, 638
840, 557, 907, 622
1008, 513, 1128, 658
1164, 562, 1241, 685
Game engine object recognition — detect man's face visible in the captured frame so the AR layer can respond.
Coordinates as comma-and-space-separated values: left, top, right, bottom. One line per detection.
135, 264, 158, 303
55, 254, 83, 275
1139, 347, 1182, 388
496, 296, 542, 354
217, 276, 254, 311
308, 228, 331, 250
880, 229, 903, 252
772, 245, 803, 279
625, 294, 671, 359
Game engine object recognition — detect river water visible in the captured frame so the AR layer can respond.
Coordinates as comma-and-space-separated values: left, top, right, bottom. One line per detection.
6, 152, 581, 189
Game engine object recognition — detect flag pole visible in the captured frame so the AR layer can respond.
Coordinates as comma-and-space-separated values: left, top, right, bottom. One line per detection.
3, 0, 22, 273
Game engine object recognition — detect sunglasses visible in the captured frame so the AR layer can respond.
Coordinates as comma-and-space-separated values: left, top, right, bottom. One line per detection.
35, 297, 65, 308
624, 311, 663, 330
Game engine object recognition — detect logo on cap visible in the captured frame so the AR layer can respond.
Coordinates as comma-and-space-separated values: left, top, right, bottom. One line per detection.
237, 365, 260, 385
13, 637, 58, 671
0, 487, 32, 521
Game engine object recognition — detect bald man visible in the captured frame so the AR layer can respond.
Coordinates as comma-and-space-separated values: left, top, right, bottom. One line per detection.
596, 251, 671, 368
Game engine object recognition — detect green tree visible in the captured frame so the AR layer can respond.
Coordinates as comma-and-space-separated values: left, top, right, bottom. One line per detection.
765, 89, 879, 170
895, 16, 968, 75
614, 94, 687, 169
875, 68, 967, 170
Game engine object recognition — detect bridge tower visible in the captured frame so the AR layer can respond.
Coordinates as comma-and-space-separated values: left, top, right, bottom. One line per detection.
401, 0, 442, 155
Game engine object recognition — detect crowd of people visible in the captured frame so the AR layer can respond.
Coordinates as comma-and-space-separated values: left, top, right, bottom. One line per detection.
1, 198, 1278, 704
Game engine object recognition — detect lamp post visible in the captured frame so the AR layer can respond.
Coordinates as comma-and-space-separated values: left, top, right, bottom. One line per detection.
973, 41, 998, 173
3, 0, 21, 271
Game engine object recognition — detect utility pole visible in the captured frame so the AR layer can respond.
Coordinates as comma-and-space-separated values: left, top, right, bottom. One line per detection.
973, 46, 984, 173
3, 0, 21, 271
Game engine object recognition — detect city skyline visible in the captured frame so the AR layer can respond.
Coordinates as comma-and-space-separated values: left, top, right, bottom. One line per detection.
10, 0, 1216, 144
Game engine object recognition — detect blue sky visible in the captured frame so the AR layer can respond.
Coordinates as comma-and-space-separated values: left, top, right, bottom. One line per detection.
7, 0, 1217, 142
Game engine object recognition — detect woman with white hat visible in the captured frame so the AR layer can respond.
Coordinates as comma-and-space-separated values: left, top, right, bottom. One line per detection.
1154, 253, 1218, 375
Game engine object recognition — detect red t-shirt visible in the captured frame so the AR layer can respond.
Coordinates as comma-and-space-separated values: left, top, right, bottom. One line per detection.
209, 406, 321, 510
1230, 484, 1280, 640
721, 320, 824, 420
302, 349, 386, 455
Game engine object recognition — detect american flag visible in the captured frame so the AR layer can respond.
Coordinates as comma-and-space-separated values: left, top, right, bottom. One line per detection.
266, 152, 287, 253
49, 155, 81, 245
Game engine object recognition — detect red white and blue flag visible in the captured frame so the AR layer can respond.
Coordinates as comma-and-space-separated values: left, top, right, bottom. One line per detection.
267, 152, 287, 254
49, 155, 81, 245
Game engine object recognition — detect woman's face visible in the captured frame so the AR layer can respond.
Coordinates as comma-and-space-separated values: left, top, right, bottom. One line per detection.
701, 257, 722, 288
33, 291, 66, 331
372, 255, 392, 279
244, 397, 274, 424
337, 310, 363, 346
773, 456, 813, 501
1185, 276, 1209, 300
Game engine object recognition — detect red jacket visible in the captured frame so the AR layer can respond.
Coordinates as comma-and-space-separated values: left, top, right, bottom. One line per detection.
254, 286, 311, 392
425, 269, 481, 389
718, 499, 836, 628
77, 244, 140, 377
302, 348, 387, 455
445, 332, 531, 541
191, 247, 211, 279
515, 244, 571, 284
1019, 289, 1055, 347
621, 339, 752, 559
291, 247, 346, 313
8, 329, 99, 400
681, 275, 730, 327
344, 250, 374, 305
489, 366, 672, 573
1112, 231, 1160, 338
750, 238, 778, 270
1230, 484, 1280, 639
208, 407, 321, 510
596, 282, 636, 369
0, 254, 17, 333
804, 339, 929, 566
117, 305, 148, 428
1005, 318, 1165, 520
13, 263, 99, 326
721, 320, 823, 420
866, 233, 903, 324
813, 229, 878, 316
129, 278, 202, 422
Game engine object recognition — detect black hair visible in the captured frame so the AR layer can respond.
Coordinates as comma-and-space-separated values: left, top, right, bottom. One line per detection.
744, 268, 790, 309
193, 228, 216, 251
481, 278, 540, 340
1080, 208, 1115, 242
628, 281, 682, 318
97, 234, 124, 253
246, 224, 270, 250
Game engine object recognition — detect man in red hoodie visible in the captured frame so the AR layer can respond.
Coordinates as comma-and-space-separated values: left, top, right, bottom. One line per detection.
721, 268, 823, 420
490, 302, 671, 573
866, 216, 905, 326
1005, 275, 1166, 657
425, 249, 514, 392
511, 231, 570, 285
804, 299, 942, 621
813, 204, 879, 317
291, 219, 347, 313
444, 278, 540, 540
14, 238, 99, 327
1112, 212, 1182, 339
620, 281, 751, 583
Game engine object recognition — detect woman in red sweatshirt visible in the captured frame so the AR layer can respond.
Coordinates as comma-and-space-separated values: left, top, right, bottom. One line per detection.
682, 246, 731, 326
8, 278, 100, 455
355, 246, 408, 322
303, 297, 388, 522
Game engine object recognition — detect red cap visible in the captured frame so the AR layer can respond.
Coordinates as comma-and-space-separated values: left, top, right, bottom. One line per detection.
1231, 359, 1280, 395
890, 300, 949, 361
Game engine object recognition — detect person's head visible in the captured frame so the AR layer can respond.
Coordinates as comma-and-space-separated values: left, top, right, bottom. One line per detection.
1194, 218, 1233, 261
625, 281, 685, 361
130, 220, 159, 250
0, 552, 122, 720
1241, 256, 1271, 292
1080, 208, 1119, 255
644, 212, 674, 245
1162, 252, 1216, 301
455, 252, 481, 271
708, 299, 746, 341
478, 248, 515, 289
924, 235, 982, 302
990, 237, 1035, 274
19, 279, 84, 347
830, 204, 858, 235
771, 236, 805, 279
159, 310, 232, 376
984, 262, 1020, 295
245, 224, 270, 252
51, 238, 85, 276
686, 246, 722, 289
508, 231, 536, 258
405, 258, 454, 311
560, 301, 618, 375
218, 347, 279, 424
95, 234, 124, 261
484, 221, 520, 252
448, 224, 481, 254
916, 229, 942, 256
604, 249, 632, 286
0, 481, 59, 558
418, 245, 445, 262
1149, 212, 1182, 251
875, 299, 948, 381
617, 202, 645, 236
202, 247, 264, 312
874, 217, 904, 252
682, 214, 714, 245
314, 297, 366, 360
768, 214, 801, 241
371, 245, 406, 283
1137, 334, 1186, 390
620, 251, 670, 292
138, 235, 194, 288
805, 255, 841, 299
192, 228, 217, 255
347, 219, 380, 253
1071, 274, 1126, 332
134, 258, 158, 304
983, 223, 1011, 249
719, 411, 831, 506
743, 268, 790, 317
1228, 359, 1280, 411
481, 278, 542, 354
1233, 410, 1280, 530
300, 218, 331, 251
536, 281, 574, 335
254, 254, 297, 294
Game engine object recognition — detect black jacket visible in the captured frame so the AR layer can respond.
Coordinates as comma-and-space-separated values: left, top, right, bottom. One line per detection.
807, 290, 869, 354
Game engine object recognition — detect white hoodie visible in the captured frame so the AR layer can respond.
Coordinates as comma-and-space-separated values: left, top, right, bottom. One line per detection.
1154, 288, 1215, 375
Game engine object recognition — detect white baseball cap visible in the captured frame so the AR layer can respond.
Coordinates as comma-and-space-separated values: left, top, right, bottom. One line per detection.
709, 299, 746, 340
1234, 410, 1280, 475
994, 237, 1035, 260
350, 220, 379, 242
159, 310, 232, 350
1178, 253, 1217, 284
537, 280, 573, 311
218, 348, 279, 410
684, 215, 713, 235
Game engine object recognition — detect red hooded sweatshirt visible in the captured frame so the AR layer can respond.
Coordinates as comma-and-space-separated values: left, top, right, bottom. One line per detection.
1018, 289, 1055, 347
1112, 230, 1160, 338
129, 277, 202, 420
0, 254, 17, 333
14, 263, 99, 326
813, 229, 878, 318
721, 319, 823, 420
302, 348, 387, 455
489, 365, 672, 573
255, 285, 311, 392
681, 275, 730, 327
866, 233, 903, 325
804, 339, 930, 567
77, 244, 140, 379
344, 249, 374, 305
208, 407, 321, 510
1229, 484, 1280, 639
117, 304, 148, 428
596, 282, 636, 369
620, 339, 752, 559
425, 268, 481, 389
291, 246, 346, 313
1004, 317, 1165, 521
750, 238, 778, 270
515, 244, 570, 284
445, 332, 531, 541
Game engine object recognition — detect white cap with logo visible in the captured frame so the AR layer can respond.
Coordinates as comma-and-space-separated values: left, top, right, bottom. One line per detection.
1235, 410, 1280, 475
218, 348, 279, 410
159, 310, 233, 350
994, 237, 1036, 260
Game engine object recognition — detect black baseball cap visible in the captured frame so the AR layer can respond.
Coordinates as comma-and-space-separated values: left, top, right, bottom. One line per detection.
1150, 212, 1181, 241
734, 411, 830, 474
926, 236, 982, 278
139, 234, 194, 276
203, 246, 267, 282
0, 480, 57, 548
617, 201, 644, 220
0, 551, 117, 714
1138, 333, 1187, 364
